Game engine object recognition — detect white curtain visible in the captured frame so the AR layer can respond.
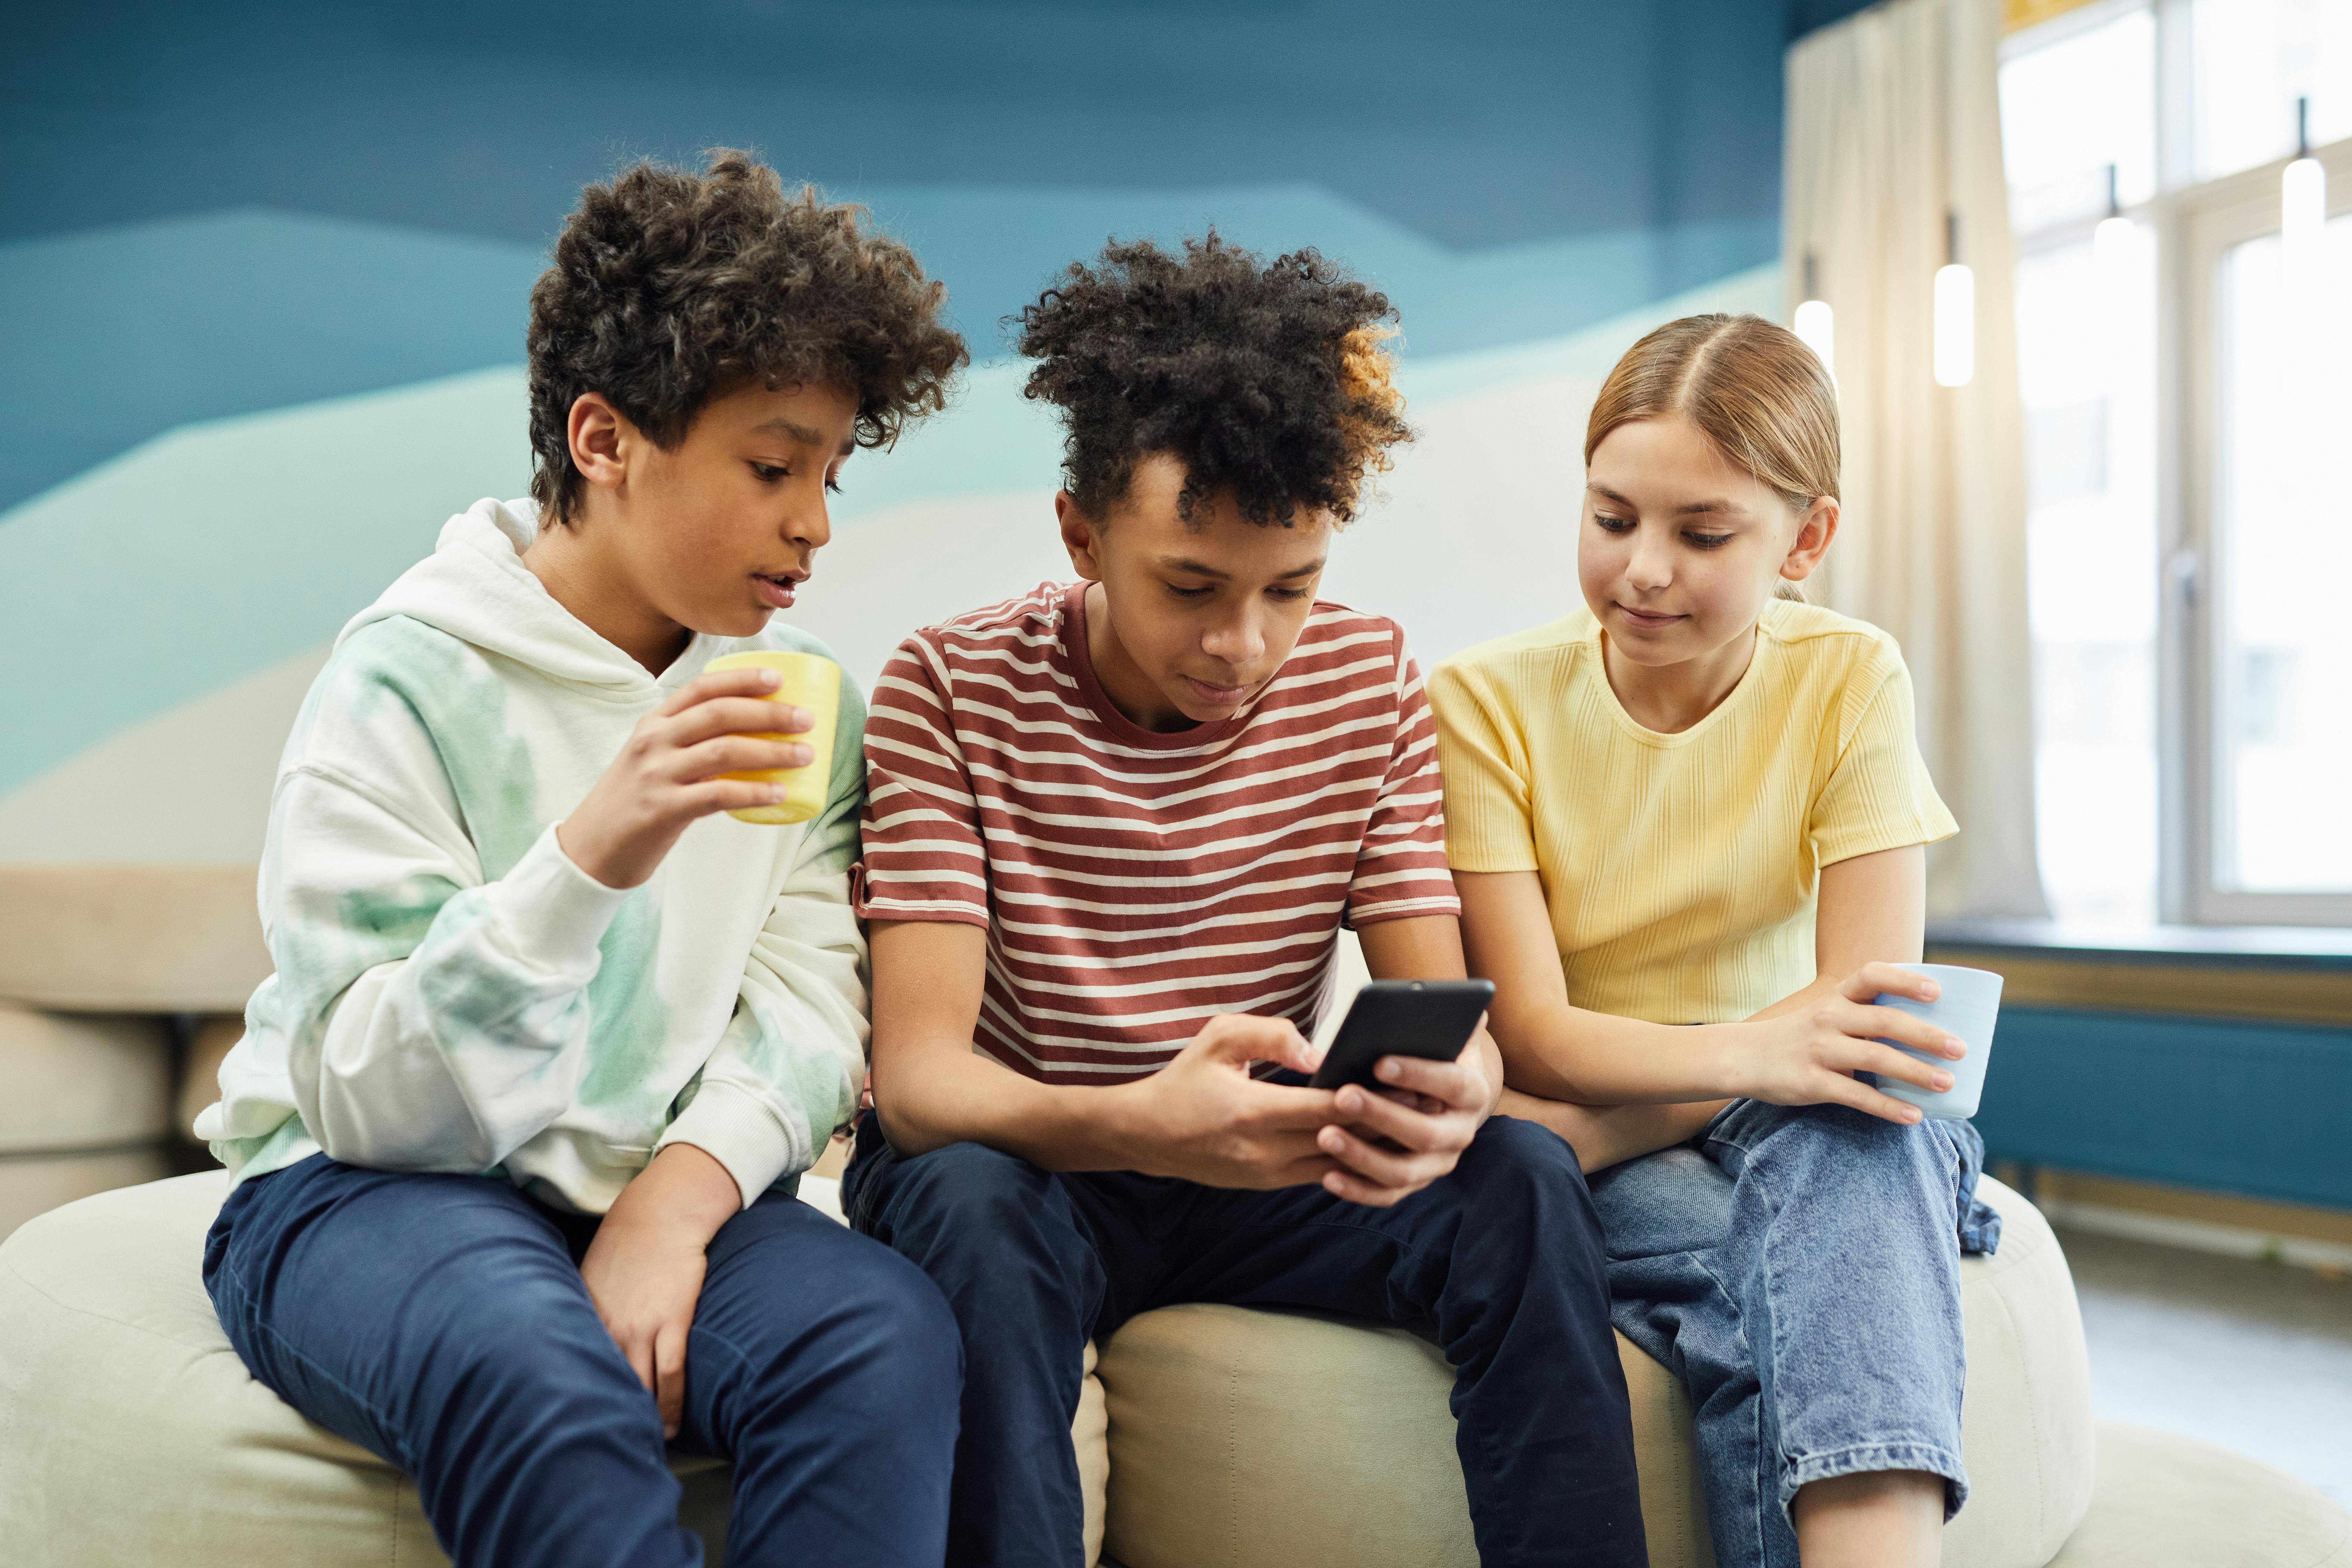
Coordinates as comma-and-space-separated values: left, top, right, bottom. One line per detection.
1785, 0, 2050, 922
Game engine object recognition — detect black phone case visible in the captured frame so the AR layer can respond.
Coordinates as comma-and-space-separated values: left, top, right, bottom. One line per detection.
1309, 979, 1496, 1091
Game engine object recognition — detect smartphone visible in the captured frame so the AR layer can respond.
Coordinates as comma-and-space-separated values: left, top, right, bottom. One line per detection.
1308, 979, 1495, 1091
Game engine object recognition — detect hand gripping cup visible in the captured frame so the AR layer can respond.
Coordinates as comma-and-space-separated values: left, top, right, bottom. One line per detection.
1870, 962, 2003, 1121
701, 651, 841, 825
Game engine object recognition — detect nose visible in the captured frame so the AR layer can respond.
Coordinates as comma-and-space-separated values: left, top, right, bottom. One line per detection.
1199, 602, 1267, 673
1626, 524, 1673, 592
785, 489, 833, 553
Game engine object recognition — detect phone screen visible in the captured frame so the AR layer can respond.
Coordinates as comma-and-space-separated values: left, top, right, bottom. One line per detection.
1309, 980, 1494, 1091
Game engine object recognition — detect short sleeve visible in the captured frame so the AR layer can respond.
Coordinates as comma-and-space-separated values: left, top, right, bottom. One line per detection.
1346, 642, 1464, 926
1428, 659, 1541, 874
855, 636, 992, 927
1808, 658, 1960, 867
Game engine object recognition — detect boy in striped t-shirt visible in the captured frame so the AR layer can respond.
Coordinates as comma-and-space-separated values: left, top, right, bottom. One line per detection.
842, 236, 1647, 1568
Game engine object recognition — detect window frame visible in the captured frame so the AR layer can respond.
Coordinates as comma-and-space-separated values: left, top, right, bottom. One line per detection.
2005, 0, 2352, 926
2168, 133, 2352, 925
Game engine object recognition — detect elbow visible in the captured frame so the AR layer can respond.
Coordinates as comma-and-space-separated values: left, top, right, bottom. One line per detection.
878, 1115, 954, 1160
865, 1055, 952, 1158
1492, 1030, 1602, 1105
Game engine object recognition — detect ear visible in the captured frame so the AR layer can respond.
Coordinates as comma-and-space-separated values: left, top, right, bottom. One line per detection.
567, 393, 634, 500
1779, 496, 1839, 584
1055, 491, 1106, 581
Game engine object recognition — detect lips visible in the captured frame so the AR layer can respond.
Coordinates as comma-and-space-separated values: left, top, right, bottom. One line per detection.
753, 572, 804, 609
1615, 604, 1685, 630
1184, 675, 1252, 706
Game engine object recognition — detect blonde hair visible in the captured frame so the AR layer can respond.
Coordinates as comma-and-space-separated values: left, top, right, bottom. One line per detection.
1586, 313, 1839, 513
1335, 323, 1406, 495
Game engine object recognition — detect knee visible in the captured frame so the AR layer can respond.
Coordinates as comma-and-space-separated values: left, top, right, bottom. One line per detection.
843, 1244, 962, 1354
1718, 1100, 1956, 1195
882, 1141, 1059, 1254
1450, 1116, 1602, 1238
430, 1298, 656, 1440
827, 1248, 965, 1403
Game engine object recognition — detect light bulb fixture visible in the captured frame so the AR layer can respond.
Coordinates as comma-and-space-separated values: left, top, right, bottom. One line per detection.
2283, 97, 2326, 252
2093, 163, 2134, 266
1933, 211, 1975, 388
1794, 251, 1836, 378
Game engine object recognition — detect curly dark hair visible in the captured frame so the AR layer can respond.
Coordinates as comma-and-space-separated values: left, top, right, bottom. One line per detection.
527, 149, 967, 523
1015, 232, 1410, 528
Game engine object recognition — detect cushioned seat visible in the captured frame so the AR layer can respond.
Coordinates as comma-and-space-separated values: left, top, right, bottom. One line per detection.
0, 864, 269, 1013
5, 1171, 2346, 1567
0, 1170, 1101, 1568
1094, 1174, 2096, 1568
0, 1004, 175, 1238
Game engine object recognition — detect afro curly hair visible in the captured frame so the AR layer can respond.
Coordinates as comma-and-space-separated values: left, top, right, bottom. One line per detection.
527, 149, 968, 524
1015, 232, 1410, 529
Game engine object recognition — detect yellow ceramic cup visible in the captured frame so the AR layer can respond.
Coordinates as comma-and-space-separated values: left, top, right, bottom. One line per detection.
702, 650, 841, 825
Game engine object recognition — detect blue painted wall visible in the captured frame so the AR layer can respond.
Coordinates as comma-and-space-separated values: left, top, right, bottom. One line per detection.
0, 0, 1869, 515
0, 0, 1870, 806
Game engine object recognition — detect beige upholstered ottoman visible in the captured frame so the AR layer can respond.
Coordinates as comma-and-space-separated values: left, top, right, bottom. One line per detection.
1095, 1174, 2096, 1568
0, 1004, 175, 1240
0, 861, 274, 1242
7, 1170, 2348, 1568
1084, 1174, 2344, 1567
0, 1170, 1101, 1568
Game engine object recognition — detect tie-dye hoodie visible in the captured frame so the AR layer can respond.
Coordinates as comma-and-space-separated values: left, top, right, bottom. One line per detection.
195, 497, 869, 1214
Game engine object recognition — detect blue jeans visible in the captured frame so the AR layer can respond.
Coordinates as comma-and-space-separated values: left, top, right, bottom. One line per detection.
204, 1154, 962, 1568
842, 1109, 1648, 1568
1587, 1101, 2000, 1568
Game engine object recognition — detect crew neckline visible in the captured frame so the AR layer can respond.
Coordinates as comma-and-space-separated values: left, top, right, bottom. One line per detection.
1061, 581, 1259, 750
1581, 606, 1777, 749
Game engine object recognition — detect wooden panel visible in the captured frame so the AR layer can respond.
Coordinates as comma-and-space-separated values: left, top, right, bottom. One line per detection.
1926, 945, 2352, 1025
2032, 1168, 2352, 1246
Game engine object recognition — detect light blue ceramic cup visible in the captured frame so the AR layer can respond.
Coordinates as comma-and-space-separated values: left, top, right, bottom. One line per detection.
1871, 962, 2003, 1120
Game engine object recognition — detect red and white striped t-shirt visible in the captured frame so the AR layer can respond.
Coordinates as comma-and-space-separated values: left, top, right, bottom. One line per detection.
856, 581, 1461, 1084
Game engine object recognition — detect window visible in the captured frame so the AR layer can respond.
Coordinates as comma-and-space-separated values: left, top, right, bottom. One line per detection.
2002, 0, 2352, 926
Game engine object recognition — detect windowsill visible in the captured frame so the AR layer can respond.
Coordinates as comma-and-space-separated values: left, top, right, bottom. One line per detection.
1924, 920, 2352, 1025
1926, 919, 2352, 970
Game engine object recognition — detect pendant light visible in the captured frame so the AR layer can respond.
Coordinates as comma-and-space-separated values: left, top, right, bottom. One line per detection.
2282, 97, 2326, 255
1933, 210, 1975, 388
2093, 164, 2134, 267
1793, 252, 1836, 380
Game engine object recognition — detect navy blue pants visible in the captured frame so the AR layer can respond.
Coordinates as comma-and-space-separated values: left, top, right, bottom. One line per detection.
842, 1111, 1647, 1568
204, 1154, 962, 1568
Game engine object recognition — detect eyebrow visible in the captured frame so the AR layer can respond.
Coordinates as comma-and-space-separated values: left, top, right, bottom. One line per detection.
1586, 481, 1748, 518
751, 416, 856, 457
1159, 554, 1327, 581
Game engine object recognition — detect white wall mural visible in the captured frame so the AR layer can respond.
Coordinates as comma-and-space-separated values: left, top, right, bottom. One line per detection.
0, 266, 1777, 865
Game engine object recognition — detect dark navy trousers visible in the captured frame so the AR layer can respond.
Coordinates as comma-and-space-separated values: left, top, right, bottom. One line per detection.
204, 1153, 962, 1568
842, 1110, 1648, 1568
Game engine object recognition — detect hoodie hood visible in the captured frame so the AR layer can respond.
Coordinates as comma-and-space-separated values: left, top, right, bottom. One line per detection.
337, 497, 661, 695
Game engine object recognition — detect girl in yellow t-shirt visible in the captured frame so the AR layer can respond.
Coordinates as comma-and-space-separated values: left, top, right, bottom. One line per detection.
1430, 313, 1997, 1568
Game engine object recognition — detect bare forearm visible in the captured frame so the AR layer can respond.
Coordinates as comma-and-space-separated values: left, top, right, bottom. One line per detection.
871, 1044, 1150, 1170
1497, 1004, 1755, 1104
608, 1142, 742, 1243
1499, 1089, 1728, 1173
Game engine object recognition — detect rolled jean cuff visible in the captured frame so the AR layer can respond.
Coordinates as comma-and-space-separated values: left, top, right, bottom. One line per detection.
1781, 1440, 1969, 1521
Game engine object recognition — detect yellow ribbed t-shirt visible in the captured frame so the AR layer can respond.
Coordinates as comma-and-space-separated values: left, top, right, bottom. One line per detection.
1429, 600, 1958, 1025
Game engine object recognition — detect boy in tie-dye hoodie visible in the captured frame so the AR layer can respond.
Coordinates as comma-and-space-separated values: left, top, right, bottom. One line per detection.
195, 151, 968, 1568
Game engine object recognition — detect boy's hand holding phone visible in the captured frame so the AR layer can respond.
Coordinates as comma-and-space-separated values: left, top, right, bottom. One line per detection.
1313, 1039, 1494, 1208
1118, 985, 1496, 1210
1114, 1014, 1343, 1191
559, 666, 817, 890
579, 1142, 742, 1437
1306, 979, 1498, 1208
